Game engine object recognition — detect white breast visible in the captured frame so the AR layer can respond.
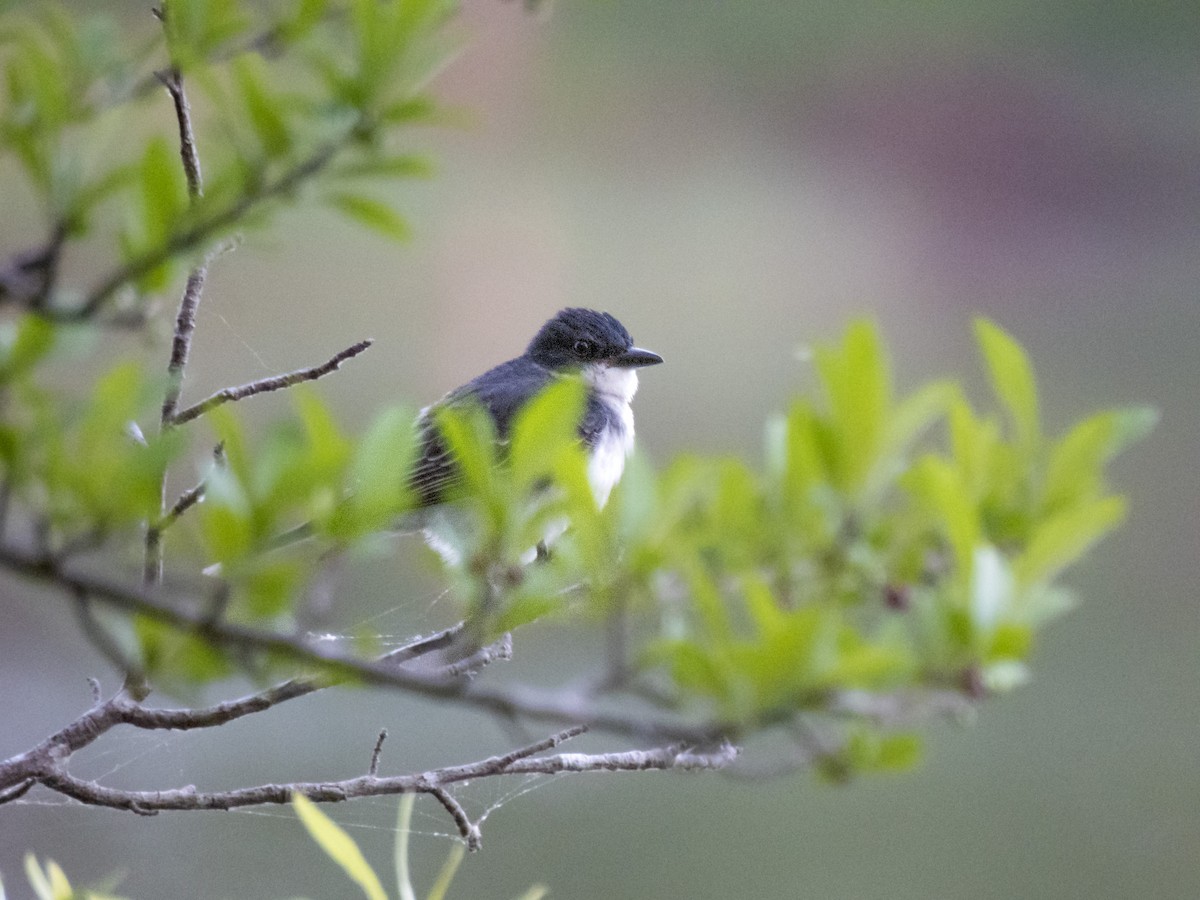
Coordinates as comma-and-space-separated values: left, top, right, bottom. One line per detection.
585, 365, 638, 507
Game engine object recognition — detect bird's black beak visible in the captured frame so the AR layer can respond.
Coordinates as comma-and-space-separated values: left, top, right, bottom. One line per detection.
612, 347, 663, 368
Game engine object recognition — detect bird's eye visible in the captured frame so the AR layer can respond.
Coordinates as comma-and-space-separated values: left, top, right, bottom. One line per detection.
573, 339, 595, 357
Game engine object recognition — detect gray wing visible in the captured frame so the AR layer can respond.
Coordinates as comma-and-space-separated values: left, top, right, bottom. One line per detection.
407, 357, 556, 507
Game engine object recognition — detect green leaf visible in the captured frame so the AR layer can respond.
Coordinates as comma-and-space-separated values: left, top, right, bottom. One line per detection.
334, 406, 417, 535
23, 854, 68, 900
975, 319, 1039, 452
336, 153, 435, 180
1042, 406, 1157, 513
293, 793, 387, 900
139, 135, 187, 244
905, 456, 979, 574
0, 315, 56, 382
200, 466, 254, 562
510, 377, 585, 490
880, 380, 956, 465
425, 841, 466, 900
1015, 496, 1126, 587
643, 638, 732, 706
327, 192, 411, 241
395, 794, 418, 900
234, 54, 292, 157
434, 401, 500, 507
814, 319, 891, 492
295, 389, 351, 475
242, 560, 302, 617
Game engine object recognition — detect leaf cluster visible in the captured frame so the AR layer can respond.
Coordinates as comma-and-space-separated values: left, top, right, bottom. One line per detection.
1, 0, 449, 313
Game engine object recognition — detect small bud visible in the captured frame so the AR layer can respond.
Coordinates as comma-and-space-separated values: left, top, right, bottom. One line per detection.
960, 665, 987, 700
883, 584, 910, 611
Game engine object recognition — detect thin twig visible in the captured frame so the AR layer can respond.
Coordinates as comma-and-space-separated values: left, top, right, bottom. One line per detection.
428, 786, 480, 850
0, 779, 34, 804
153, 442, 224, 537
156, 476, 207, 532
437, 633, 513, 679
147, 60, 208, 588
156, 68, 204, 200
169, 339, 374, 425
379, 622, 466, 665
368, 729, 388, 776
487, 725, 589, 770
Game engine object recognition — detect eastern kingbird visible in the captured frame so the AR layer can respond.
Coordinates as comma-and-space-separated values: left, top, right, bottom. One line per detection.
409, 308, 662, 560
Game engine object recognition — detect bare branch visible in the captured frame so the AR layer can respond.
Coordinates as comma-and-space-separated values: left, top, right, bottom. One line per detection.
3, 692, 733, 848
0, 223, 66, 312
0, 540, 725, 744
156, 68, 203, 201
368, 729, 388, 777
150, 443, 226, 542
429, 786, 480, 850
0, 779, 34, 804
380, 622, 468, 666
156, 475, 208, 532
486, 725, 589, 770
147, 60, 209, 587
437, 633, 513, 679
169, 339, 374, 425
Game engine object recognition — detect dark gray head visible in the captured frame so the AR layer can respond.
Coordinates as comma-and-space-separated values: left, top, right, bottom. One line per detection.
526, 308, 663, 371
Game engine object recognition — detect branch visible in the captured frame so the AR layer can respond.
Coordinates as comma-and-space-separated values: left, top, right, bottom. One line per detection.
156, 68, 204, 201
0, 224, 67, 312
1, 689, 734, 848
77, 137, 347, 318
0, 540, 726, 744
169, 339, 374, 425
147, 60, 209, 587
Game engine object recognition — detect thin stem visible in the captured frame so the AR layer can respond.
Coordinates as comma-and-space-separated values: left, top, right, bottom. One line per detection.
146, 63, 208, 588
169, 339, 374, 425
78, 138, 345, 318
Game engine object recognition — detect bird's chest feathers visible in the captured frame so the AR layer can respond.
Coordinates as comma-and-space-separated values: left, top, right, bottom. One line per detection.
584, 366, 638, 506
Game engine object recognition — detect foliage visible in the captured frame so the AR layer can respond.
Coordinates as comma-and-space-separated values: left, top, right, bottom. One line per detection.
0, 297, 1153, 759
0, 0, 447, 316
292, 793, 548, 900
0, 0, 1154, 880
0, 853, 128, 900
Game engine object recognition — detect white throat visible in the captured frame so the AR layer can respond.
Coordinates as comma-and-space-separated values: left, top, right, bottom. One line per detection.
585, 364, 639, 404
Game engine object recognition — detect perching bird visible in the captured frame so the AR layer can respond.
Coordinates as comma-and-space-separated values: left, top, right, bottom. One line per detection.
409, 308, 662, 558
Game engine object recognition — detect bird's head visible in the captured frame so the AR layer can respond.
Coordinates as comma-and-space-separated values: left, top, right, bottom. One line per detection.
526, 308, 663, 375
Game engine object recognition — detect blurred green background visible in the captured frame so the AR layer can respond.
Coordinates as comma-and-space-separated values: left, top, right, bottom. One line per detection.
2, 1, 1198, 897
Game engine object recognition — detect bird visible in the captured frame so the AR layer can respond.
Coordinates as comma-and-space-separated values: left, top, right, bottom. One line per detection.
409, 308, 662, 560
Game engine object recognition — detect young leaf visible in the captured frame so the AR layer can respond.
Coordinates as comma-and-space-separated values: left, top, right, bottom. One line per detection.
233, 55, 292, 157
1042, 406, 1157, 513
814, 319, 891, 492
139, 135, 188, 245
0, 315, 56, 383
425, 841, 467, 900
1015, 496, 1126, 587
327, 192, 412, 241
975, 319, 1039, 452
293, 793, 387, 900
510, 377, 584, 490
